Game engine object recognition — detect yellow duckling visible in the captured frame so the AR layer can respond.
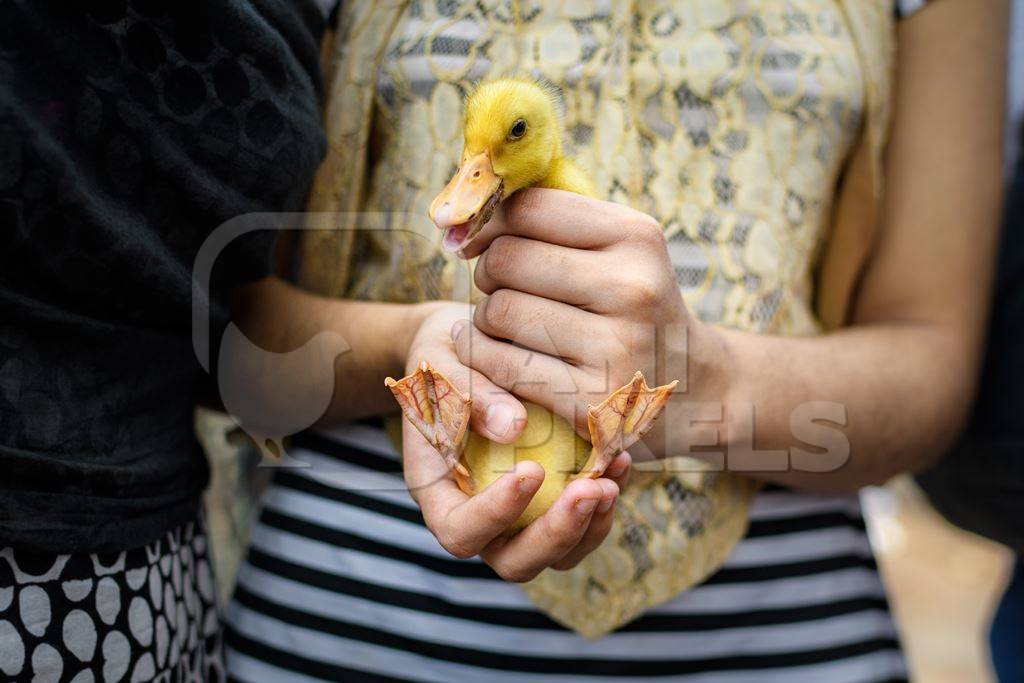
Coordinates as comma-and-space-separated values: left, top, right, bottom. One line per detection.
429, 78, 595, 250
386, 77, 677, 530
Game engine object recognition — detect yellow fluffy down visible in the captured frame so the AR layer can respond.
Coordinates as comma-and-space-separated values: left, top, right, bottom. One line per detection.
463, 401, 591, 532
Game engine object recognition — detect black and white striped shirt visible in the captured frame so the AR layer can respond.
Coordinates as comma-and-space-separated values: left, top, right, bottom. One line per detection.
226, 424, 905, 682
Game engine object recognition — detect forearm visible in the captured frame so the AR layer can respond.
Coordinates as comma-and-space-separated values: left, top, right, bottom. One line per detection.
667, 319, 982, 492
653, 0, 1007, 493
231, 276, 444, 424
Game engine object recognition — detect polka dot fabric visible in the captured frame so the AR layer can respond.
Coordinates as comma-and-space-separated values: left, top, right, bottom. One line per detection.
0, 517, 222, 682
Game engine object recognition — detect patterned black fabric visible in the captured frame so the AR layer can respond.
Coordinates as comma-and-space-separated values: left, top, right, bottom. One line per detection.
0, 1, 327, 553
0, 514, 222, 682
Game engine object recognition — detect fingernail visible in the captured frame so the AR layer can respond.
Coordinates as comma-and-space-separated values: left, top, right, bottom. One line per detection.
597, 497, 614, 514
575, 498, 598, 516
517, 474, 541, 498
451, 320, 468, 340
486, 403, 515, 437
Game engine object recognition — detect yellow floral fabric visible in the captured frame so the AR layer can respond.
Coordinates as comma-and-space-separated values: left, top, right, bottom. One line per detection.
298, 0, 894, 637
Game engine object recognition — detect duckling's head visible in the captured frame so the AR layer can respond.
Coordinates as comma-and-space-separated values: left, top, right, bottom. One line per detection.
430, 77, 563, 252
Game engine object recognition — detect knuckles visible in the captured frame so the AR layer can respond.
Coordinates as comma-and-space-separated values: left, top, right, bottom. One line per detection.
489, 349, 521, 389
622, 273, 665, 310
481, 235, 520, 284
444, 543, 478, 561
502, 188, 545, 229
631, 214, 666, 246
481, 289, 517, 331
435, 529, 477, 560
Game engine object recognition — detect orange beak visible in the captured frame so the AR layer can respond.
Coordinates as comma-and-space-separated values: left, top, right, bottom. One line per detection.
429, 152, 504, 253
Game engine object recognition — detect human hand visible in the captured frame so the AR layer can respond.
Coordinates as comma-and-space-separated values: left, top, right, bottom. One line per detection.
404, 413, 632, 579
401, 303, 633, 579
403, 302, 528, 442
453, 189, 701, 441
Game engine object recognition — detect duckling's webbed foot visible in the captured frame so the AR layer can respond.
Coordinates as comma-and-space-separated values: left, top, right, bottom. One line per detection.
385, 361, 472, 477
576, 372, 679, 478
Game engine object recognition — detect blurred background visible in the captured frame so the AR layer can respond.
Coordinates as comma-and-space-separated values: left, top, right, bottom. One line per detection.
864, 483, 1013, 682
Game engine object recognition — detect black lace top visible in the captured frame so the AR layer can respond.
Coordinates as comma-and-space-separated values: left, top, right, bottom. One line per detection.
0, 0, 327, 553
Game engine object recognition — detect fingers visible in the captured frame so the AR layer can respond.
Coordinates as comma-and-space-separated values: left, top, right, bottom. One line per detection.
604, 450, 633, 490
403, 408, 546, 562
420, 460, 546, 560
551, 477, 619, 571
473, 236, 611, 307
480, 477, 605, 582
550, 452, 631, 571
408, 409, 632, 575
451, 317, 589, 411
472, 289, 602, 363
460, 189, 649, 258
416, 325, 527, 443
402, 416, 467, 501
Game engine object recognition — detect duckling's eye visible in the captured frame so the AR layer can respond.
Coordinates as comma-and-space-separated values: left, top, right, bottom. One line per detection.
508, 118, 527, 141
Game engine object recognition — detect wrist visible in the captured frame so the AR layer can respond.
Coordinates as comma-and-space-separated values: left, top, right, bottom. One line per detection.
663, 317, 736, 456
637, 317, 729, 460
690, 320, 743, 455
670, 316, 732, 403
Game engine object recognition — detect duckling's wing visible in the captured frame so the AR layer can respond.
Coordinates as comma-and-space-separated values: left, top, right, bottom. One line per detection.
385, 361, 472, 476
576, 372, 678, 479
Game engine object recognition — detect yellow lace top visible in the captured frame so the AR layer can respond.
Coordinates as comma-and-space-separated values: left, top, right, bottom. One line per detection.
298, 0, 895, 638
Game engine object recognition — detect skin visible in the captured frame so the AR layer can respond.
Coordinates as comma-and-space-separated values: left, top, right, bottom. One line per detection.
397, 304, 628, 578
230, 282, 624, 581
452, 0, 1009, 492
231, 0, 1007, 579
